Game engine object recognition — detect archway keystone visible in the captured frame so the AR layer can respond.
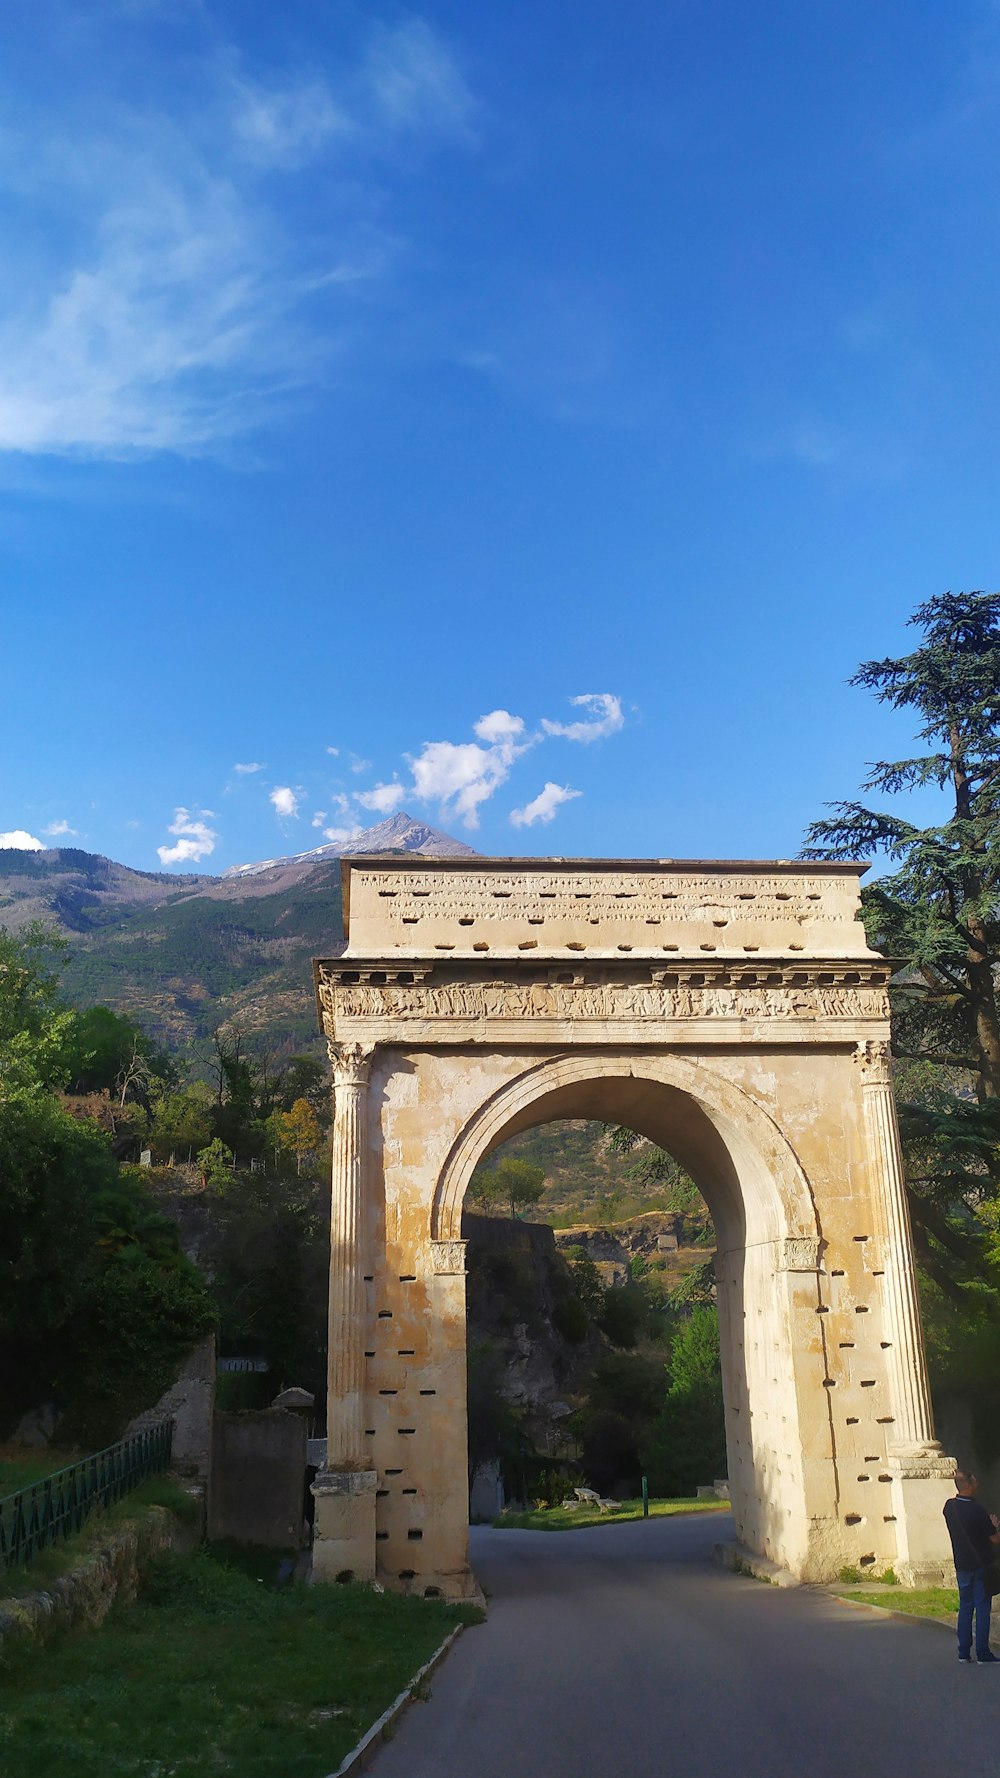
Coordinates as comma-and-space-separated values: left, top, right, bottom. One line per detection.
311, 856, 955, 1593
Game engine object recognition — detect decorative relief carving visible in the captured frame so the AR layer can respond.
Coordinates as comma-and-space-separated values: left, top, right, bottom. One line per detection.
325, 979, 886, 1024
854, 1039, 893, 1085
781, 1236, 824, 1273
431, 1239, 467, 1276
327, 1040, 373, 1086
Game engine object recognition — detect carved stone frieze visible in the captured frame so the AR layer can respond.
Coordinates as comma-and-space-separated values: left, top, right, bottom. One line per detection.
320, 976, 887, 1026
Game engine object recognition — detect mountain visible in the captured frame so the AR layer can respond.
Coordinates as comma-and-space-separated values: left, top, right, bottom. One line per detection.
0, 813, 474, 1054
222, 811, 476, 878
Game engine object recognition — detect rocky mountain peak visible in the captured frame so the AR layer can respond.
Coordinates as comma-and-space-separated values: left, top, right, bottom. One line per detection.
221, 810, 476, 879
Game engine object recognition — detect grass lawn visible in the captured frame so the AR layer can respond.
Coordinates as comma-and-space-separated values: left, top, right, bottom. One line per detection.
495, 1496, 730, 1531
0, 1546, 481, 1778
0, 1476, 197, 1601
0, 1446, 83, 1496
835, 1587, 958, 1621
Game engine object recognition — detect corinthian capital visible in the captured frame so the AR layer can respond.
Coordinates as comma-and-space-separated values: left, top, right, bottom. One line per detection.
854, 1038, 892, 1086
327, 1040, 373, 1087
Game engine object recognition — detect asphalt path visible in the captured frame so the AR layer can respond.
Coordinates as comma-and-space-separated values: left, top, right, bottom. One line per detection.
371, 1512, 1000, 1778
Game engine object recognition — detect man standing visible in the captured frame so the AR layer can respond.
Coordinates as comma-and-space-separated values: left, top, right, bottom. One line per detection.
943, 1469, 1000, 1664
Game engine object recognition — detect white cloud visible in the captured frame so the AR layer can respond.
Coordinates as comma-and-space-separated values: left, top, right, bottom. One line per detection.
326, 746, 340, 757
269, 786, 300, 819
510, 782, 582, 828
349, 754, 372, 774
541, 693, 624, 744
342, 696, 624, 835
408, 711, 531, 829
356, 781, 406, 815
474, 709, 525, 745
0, 21, 478, 459
156, 806, 218, 867
43, 818, 76, 836
234, 761, 265, 775
323, 824, 363, 844
311, 811, 327, 828
0, 829, 44, 850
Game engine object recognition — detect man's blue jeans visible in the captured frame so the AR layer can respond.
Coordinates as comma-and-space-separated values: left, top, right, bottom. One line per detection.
956, 1568, 993, 1659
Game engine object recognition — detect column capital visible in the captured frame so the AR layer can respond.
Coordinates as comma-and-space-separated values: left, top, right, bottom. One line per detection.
327, 1040, 373, 1088
854, 1038, 892, 1086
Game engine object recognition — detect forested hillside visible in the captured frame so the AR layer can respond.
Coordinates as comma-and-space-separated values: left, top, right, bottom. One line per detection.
0, 846, 345, 1055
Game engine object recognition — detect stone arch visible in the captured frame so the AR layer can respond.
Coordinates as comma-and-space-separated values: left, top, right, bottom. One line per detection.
432, 1049, 825, 1575
431, 1048, 819, 1255
312, 855, 955, 1595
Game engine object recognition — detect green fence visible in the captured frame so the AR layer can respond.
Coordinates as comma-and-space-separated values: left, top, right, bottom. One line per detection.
0, 1421, 174, 1572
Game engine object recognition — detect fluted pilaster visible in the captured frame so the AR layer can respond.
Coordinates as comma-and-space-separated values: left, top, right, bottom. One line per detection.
326, 1041, 372, 1470
856, 1040, 938, 1454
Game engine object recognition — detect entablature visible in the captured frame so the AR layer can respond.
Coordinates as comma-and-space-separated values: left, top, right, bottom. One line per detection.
314, 954, 892, 1046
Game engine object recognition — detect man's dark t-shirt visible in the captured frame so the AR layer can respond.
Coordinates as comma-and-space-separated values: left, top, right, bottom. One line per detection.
943, 1496, 996, 1572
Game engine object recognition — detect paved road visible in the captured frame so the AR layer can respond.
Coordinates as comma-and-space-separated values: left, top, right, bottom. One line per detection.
372, 1513, 1000, 1778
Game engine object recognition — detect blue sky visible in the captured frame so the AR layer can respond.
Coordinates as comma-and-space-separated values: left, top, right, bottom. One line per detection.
2, 0, 999, 873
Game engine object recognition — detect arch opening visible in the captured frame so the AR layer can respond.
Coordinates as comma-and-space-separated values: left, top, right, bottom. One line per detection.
434, 1052, 821, 1573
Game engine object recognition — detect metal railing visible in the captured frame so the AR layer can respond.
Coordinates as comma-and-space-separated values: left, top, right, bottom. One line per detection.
0, 1420, 173, 1572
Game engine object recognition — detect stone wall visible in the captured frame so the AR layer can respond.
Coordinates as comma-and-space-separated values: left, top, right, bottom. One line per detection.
208, 1409, 307, 1548
126, 1335, 216, 1486
0, 1505, 180, 1659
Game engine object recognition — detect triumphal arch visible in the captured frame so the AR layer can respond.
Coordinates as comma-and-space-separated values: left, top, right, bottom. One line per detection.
311, 855, 954, 1595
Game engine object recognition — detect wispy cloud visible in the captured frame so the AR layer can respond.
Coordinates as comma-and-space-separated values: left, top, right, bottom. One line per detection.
356, 781, 406, 815
0, 828, 44, 850
43, 817, 76, 836
510, 782, 581, 828
234, 761, 265, 775
541, 693, 624, 744
157, 806, 218, 867
0, 17, 477, 458
269, 785, 300, 819
230, 76, 352, 169
366, 19, 477, 142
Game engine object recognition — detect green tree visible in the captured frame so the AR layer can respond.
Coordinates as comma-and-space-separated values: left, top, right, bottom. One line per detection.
277, 1054, 328, 1116
468, 1156, 546, 1219
804, 591, 1000, 1292
641, 1306, 727, 1497
204, 1167, 328, 1395
197, 1137, 235, 1192
58, 1006, 161, 1099
0, 924, 72, 1101
149, 1082, 214, 1164
804, 591, 1000, 1100
0, 1094, 214, 1438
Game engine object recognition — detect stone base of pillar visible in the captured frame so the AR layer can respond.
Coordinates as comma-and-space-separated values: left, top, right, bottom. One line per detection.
310, 1469, 377, 1585
888, 1447, 957, 1587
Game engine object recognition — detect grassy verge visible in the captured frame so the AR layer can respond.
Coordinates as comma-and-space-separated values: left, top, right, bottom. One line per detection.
0, 1546, 481, 1778
0, 1475, 197, 1601
495, 1496, 730, 1530
0, 1446, 83, 1495
834, 1587, 958, 1621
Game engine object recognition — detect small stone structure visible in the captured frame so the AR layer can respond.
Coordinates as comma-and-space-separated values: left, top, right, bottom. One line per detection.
209, 1410, 307, 1548
311, 855, 956, 1596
